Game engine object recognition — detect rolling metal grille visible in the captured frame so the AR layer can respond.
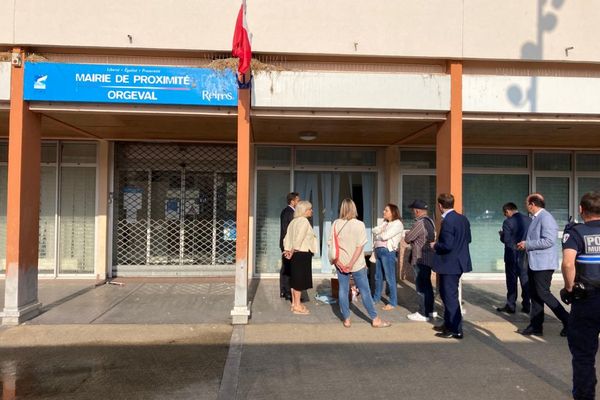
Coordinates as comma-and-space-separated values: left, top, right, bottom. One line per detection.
113, 143, 237, 275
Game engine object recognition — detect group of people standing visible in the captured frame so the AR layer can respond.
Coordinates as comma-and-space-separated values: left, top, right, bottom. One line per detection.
278, 189, 600, 398
497, 192, 600, 400
278, 191, 473, 337
496, 193, 569, 337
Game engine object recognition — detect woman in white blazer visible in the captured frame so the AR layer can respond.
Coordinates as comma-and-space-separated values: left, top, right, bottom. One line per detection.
283, 200, 317, 315
372, 204, 404, 310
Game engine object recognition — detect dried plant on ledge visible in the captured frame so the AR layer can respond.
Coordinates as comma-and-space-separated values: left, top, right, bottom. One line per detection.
207, 57, 284, 74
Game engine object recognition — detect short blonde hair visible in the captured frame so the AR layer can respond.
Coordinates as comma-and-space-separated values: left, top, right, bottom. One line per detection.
339, 198, 358, 220
294, 200, 312, 218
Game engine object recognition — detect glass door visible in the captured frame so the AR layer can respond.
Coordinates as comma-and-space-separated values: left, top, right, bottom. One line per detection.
295, 171, 376, 274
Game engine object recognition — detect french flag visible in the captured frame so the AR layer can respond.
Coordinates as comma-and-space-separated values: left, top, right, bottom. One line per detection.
232, 0, 252, 75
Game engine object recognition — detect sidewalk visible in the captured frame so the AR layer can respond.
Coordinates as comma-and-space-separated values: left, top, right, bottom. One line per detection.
0, 278, 587, 399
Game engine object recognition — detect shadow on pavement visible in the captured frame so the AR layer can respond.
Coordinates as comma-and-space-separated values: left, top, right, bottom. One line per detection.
0, 342, 229, 400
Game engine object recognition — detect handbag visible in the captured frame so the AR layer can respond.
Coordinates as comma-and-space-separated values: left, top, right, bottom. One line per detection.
328, 221, 349, 272
369, 252, 376, 264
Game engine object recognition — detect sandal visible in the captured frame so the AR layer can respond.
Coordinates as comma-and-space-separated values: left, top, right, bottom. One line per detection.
372, 320, 392, 328
381, 304, 395, 311
343, 319, 351, 328
292, 306, 310, 315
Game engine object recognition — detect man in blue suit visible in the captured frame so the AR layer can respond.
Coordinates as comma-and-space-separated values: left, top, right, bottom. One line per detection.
517, 193, 569, 337
497, 202, 531, 314
431, 193, 472, 339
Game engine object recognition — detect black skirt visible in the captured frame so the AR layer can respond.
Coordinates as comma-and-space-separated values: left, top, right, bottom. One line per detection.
289, 251, 313, 291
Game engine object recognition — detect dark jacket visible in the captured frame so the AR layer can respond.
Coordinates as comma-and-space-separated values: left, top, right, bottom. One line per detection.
500, 211, 530, 264
433, 210, 473, 275
279, 205, 294, 251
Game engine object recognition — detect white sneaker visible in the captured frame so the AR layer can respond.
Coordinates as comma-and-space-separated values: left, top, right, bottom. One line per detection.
407, 312, 430, 322
428, 312, 439, 319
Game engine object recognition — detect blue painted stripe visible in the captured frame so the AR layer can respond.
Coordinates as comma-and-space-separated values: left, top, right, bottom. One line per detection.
576, 257, 600, 264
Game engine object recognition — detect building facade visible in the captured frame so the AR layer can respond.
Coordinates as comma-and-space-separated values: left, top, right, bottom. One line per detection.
1, 0, 600, 323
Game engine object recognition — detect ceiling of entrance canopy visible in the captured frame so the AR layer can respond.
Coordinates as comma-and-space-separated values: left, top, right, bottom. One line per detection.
1, 106, 599, 149
463, 119, 600, 148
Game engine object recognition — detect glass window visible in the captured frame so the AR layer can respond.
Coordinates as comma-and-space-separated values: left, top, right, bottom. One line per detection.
534, 153, 571, 171
61, 143, 97, 164
254, 171, 290, 274
256, 147, 291, 168
59, 166, 96, 274
463, 174, 529, 273
400, 151, 436, 169
578, 178, 600, 206
0, 143, 56, 164
464, 153, 527, 169
0, 164, 58, 274
38, 166, 57, 274
401, 175, 436, 226
535, 177, 570, 228
576, 154, 600, 172
0, 144, 7, 163
296, 149, 376, 167
42, 143, 57, 164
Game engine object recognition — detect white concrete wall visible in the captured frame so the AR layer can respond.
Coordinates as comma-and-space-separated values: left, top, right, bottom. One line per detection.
463, 0, 600, 63
464, 75, 600, 114
1, 1, 599, 63
253, 71, 450, 111
0, 1, 14, 45
0, 63, 10, 101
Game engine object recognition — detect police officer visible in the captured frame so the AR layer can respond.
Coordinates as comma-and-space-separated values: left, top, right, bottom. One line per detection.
561, 191, 600, 400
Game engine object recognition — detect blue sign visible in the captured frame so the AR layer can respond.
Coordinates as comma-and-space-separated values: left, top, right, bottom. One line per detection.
23, 62, 238, 106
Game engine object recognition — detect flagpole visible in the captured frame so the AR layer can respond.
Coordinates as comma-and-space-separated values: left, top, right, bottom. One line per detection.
230, 0, 253, 325
231, 70, 252, 324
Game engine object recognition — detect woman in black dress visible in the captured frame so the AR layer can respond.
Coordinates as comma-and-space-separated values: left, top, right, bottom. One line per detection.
283, 201, 317, 314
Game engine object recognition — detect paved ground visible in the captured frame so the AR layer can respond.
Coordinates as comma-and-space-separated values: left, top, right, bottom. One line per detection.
0, 277, 594, 399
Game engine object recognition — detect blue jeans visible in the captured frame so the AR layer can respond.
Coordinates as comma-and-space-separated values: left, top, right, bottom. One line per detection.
413, 263, 434, 316
372, 247, 398, 307
337, 267, 378, 321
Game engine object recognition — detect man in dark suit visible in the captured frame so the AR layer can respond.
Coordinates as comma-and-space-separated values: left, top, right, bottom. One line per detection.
279, 192, 300, 300
497, 202, 531, 314
431, 193, 472, 339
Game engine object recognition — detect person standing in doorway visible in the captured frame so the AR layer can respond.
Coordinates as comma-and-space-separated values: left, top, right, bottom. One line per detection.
372, 204, 404, 310
431, 193, 472, 339
497, 202, 531, 314
404, 200, 437, 322
283, 201, 317, 315
517, 193, 569, 337
279, 192, 299, 301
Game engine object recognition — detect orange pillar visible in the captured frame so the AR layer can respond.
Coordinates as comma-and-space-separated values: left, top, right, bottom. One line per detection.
436, 61, 463, 214
2, 48, 42, 325
231, 72, 251, 324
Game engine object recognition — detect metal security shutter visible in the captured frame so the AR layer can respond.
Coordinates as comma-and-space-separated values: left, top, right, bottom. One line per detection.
113, 143, 237, 276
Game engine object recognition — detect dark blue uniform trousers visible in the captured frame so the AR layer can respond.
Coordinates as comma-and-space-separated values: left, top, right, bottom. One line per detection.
567, 292, 600, 400
505, 254, 530, 310
439, 273, 463, 334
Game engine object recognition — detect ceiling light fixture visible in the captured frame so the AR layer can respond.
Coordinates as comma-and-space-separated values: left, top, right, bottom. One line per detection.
298, 131, 318, 141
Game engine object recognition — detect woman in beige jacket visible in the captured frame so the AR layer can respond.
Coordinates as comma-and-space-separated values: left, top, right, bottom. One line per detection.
329, 198, 391, 328
283, 201, 317, 314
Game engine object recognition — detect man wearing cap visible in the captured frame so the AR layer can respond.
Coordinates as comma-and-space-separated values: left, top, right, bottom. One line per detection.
404, 200, 437, 321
